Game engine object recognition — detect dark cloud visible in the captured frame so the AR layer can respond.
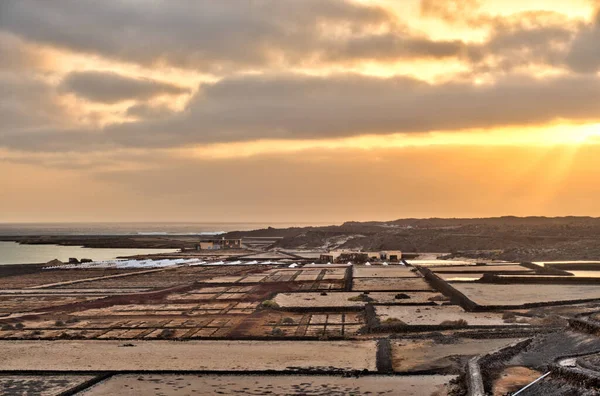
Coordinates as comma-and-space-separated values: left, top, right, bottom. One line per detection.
105, 73, 600, 147
4, 72, 600, 152
1, 0, 600, 155
322, 32, 464, 62
59, 71, 189, 103
419, 0, 591, 74
1, 0, 595, 75
0, 74, 67, 131
0, 33, 41, 71
0, 0, 466, 71
467, 12, 579, 72
0, 74, 105, 152
565, 10, 600, 73
126, 103, 176, 119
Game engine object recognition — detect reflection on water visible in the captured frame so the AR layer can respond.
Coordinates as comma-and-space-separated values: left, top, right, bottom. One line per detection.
407, 260, 475, 267
538, 261, 600, 267
568, 271, 600, 278
0, 241, 177, 265
445, 277, 481, 282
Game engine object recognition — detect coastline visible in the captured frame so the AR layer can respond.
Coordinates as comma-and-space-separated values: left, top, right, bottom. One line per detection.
4, 216, 600, 261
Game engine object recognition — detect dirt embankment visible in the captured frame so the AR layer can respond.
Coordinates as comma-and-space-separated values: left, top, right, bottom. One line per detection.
226, 217, 600, 261
7, 217, 600, 261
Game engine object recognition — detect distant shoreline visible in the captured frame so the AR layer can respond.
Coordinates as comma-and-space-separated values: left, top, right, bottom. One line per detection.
3, 216, 600, 262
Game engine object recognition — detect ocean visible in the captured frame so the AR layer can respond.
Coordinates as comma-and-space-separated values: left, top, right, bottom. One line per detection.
0, 222, 333, 265
0, 241, 178, 265
0, 222, 331, 236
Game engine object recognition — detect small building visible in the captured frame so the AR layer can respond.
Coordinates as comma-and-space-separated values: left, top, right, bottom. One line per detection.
337, 252, 369, 263
363, 252, 383, 261
320, 250, 402, 263
319, 252, 338, 263
319, 251, 374, 264
380, 250, 402, 261
196, 238, 242, 250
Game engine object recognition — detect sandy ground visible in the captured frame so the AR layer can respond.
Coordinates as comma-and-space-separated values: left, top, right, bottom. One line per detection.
82, 374, 456, 395
352, 278, 433, 291
451, 284, 600, 306
273, 292, 444, 308
375, 305, 516, 326
353, 267, 420, 278
0, 295, 100, 315
492, 366, 542, 395
53, 266, 259, 289
0, 340, 376, 371
274, 292, 366, 308
0, 289, 149, 294
392, 338, 522, 373
0, 375, 94, 396
0, 269, 149, 289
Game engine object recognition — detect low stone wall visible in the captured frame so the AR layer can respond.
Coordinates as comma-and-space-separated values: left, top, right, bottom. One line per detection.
418, 267, 478, 311
552, 366, 600, 389
568, 315, 600, 336
467, 338, 533, 395
363, 304, 379, 333
344, 266, 353, 292
375, 338, 393, 374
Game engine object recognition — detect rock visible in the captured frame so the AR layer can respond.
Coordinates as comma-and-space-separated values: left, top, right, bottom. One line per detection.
80, 258, 93, 263
46, 259, 64, 266
68, 258, 80, 264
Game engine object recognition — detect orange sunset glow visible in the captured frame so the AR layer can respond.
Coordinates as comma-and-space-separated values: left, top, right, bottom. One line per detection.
1, 0, 600, 222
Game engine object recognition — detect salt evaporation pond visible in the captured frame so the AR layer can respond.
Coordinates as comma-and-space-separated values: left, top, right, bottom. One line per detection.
45, 259, 292, 269
567, 271, 600, 278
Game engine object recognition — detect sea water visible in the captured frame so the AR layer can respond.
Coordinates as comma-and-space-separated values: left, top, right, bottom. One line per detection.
0, 241, 179, 265
0, 221, 332, 265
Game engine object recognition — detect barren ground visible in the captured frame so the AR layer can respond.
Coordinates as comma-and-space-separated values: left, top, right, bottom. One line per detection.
0, 340, 377, 371
82, 374, 457, 396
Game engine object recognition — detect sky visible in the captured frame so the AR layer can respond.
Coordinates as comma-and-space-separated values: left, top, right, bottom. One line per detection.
1, 0, 600, 223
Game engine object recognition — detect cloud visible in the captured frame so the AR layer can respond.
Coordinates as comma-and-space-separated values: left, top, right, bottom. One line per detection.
321, 32, 465, 62
2, 0, 590, 77
103, 73, 600, 147
59, 71, 189, 103
418, 0, 589, 74
4, 67, 600, 153
420, 0, 482, 24
467, 12, 579, 72
4, 71, 600, 152
0, 33, 43, 71
565, 10, 600, 73
1, 0, 600, 155
126, 103, 176, 120
2, 0, 595, 77
0, 0, 467, 71
0, 74, 68, 131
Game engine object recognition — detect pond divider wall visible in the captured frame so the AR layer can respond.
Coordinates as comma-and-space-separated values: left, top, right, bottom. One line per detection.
568, 313, 600, 336
376, 338, 394, 374
344, 266, 353, 291
469, 338, 532, 395
419, 267, 478, 311
481, 273, 600, 285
